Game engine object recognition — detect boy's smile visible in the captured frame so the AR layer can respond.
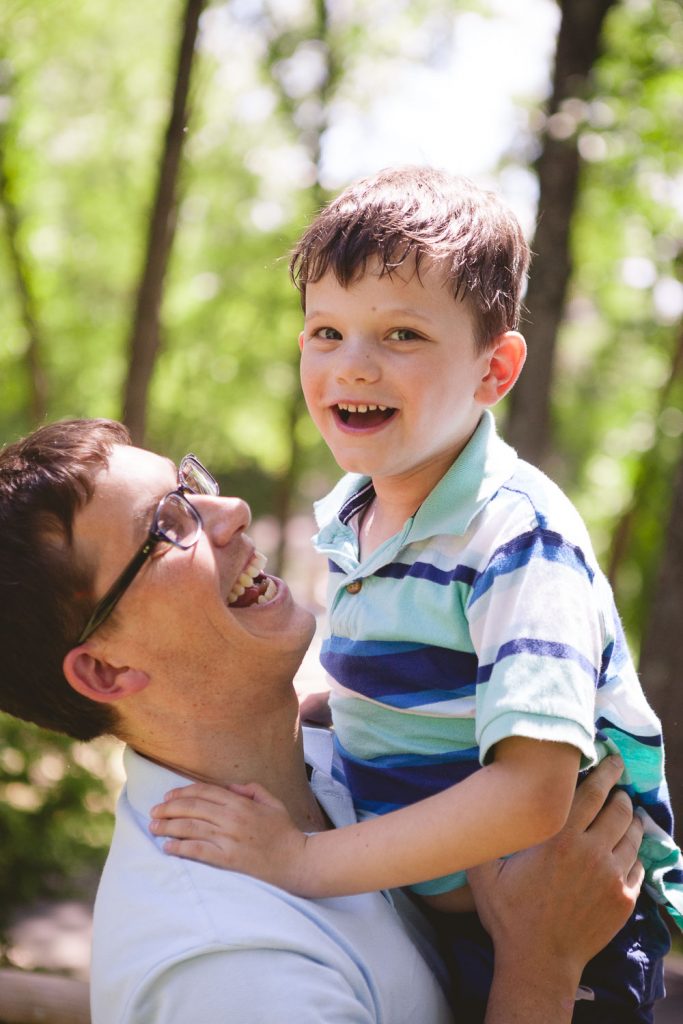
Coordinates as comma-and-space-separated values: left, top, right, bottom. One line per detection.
299, 257, 521, 508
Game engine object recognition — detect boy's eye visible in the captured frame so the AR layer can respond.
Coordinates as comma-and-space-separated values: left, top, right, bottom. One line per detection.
388, 328, 421, 342
315, 326, 342, 341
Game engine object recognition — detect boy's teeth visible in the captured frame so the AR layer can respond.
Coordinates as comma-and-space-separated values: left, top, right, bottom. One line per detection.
338, 402, 388, 413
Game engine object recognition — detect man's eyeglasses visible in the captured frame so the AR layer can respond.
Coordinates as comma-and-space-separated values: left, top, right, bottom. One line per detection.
77, 454, 219, 644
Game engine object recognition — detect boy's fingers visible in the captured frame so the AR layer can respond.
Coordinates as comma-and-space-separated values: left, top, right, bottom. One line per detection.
151, 815, 219, 840
567, 756, 624, 833
150, 791, 247, 822
163, 782, 233, 806
227, 781, 284, 809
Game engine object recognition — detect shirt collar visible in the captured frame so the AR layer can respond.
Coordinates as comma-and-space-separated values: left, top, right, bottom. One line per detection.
314, 411, 517, 544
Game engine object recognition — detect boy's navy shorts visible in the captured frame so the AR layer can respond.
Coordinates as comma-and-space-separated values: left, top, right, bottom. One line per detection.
425, 892, 671, 1023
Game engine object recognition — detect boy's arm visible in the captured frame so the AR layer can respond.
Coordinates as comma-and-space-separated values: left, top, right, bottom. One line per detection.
150, 735, 580, 898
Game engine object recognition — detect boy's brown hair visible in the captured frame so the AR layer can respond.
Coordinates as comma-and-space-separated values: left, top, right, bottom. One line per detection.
290, 165, 530, 351
0, 419, 130, 740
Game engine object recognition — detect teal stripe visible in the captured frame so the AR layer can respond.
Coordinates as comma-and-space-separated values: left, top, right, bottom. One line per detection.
331, 694, 476, 759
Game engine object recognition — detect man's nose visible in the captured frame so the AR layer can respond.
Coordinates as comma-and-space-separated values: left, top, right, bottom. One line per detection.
335, 337, 381, 385
201, 496, 252, 547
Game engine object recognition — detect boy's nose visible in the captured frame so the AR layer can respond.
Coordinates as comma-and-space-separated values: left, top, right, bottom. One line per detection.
335, 338, 381, 384
201, 496, 252, 548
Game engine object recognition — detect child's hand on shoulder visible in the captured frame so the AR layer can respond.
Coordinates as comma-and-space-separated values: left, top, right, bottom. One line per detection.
149, 780, 309, 891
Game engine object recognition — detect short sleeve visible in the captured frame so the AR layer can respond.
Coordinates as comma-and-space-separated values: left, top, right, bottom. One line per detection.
128, 949, 379, 1024
468, 523, 601, 767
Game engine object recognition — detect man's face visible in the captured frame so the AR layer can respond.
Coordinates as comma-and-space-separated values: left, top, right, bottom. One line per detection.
72, 444, 315, 691
298, 258, 494, 489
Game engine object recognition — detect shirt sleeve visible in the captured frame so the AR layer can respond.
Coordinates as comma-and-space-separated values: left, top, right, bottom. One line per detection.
468, 521, 602, 767
127, 949, 379, 1024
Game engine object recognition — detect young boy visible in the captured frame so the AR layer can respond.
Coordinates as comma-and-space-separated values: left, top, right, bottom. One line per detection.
152, 167, 683, 1020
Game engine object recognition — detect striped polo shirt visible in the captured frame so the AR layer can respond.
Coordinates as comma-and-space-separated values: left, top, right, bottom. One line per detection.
313, 411, 683, 920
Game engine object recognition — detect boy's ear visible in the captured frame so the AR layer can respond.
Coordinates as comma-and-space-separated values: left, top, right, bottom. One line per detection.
298, 331, 305, 352
475, 331, 526, 406
63, 646, 150, 705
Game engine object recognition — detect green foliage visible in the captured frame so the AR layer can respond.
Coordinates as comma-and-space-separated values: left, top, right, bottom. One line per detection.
0, 714, 116, 939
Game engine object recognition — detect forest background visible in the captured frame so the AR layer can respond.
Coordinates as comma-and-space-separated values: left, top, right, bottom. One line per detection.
0, 0, 682, 955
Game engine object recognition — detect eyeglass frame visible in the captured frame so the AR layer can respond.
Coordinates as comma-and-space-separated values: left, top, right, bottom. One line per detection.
76, 453, 219, 645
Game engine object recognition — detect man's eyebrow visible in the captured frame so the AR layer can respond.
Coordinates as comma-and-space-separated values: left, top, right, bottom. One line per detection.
130, 459, 178, 529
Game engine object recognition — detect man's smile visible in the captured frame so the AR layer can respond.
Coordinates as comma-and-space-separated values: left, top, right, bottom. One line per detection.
226, 550, 278, 608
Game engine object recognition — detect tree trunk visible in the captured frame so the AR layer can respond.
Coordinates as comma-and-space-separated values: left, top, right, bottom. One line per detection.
0, 106, 49, 425
264, 0, 338, 570
639, 443, 683, 837
505, 0, 618, 467
121, 0, 205, 444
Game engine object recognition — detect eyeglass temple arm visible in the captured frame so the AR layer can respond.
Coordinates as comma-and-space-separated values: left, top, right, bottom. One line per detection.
76, 536, 158, 644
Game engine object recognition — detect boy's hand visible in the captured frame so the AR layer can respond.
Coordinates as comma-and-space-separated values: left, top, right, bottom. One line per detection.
149, 781, 309, 891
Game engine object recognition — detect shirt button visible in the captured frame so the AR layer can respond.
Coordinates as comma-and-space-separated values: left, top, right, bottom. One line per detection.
346, 580, 363, 594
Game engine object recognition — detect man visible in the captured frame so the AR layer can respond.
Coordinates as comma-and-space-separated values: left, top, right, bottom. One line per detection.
0, 419, 644, 1023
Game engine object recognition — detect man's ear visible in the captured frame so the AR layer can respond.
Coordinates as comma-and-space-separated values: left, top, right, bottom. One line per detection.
475, 331, 527, 406
298, 331, 305, 352
63, 647, 150, 705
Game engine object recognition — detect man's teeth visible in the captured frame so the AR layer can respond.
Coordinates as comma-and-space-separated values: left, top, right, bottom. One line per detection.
337, 403, 389, 413
257, 579, 277, 604
227, 551, 275, 606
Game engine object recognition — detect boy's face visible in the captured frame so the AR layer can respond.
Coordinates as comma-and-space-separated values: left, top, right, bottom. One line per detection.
299, 258, 507, 492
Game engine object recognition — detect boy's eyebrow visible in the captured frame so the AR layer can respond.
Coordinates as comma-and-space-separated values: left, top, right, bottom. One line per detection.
304, 306, 436, 323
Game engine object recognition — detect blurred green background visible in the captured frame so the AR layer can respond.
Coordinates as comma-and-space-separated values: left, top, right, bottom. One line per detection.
0, 0, 682, 949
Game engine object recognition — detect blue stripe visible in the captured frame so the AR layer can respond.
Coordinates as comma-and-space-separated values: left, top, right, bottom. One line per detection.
664, 868, 683, 885
597, 641, 614, 689
470, 528, 593, 604
374, 560, 477, 587
322, 640, 478, 702
595, 718, 663, 748
617, 782, 674, 833
335, 736, 480, 807
477, 638, 598, 685
338, 481, 375, 524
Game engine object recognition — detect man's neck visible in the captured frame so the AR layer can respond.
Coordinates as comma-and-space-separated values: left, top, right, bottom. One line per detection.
126, 689, 328, 833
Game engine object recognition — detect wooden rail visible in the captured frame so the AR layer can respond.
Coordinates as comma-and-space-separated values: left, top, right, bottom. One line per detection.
0, 969, 89, 1024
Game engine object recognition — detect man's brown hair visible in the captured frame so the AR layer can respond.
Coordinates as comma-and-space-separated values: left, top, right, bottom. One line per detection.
0, 419, 130, 740
290, 165, 530, 351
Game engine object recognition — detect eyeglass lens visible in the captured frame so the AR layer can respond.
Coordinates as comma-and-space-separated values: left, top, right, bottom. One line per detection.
179, 456, 219, 496
156, 493, 201, 547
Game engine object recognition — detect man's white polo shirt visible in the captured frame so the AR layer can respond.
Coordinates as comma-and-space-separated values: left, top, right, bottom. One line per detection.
91, 726, 452, 1024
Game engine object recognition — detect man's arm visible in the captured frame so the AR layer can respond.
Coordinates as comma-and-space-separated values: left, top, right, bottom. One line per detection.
472, 755, 645, 1024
